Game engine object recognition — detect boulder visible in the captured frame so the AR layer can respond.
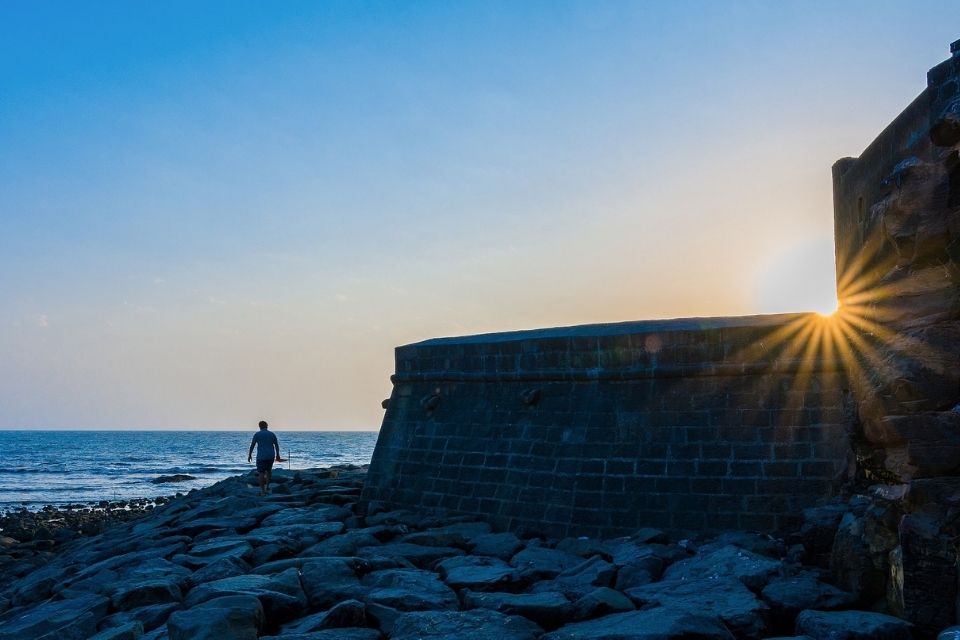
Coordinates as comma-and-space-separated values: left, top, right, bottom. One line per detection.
183, 568, 308, 623
542, 608, 734, 640
436, 555, 519, 591
259, 505, 352, 527
662, 544, 781, 591
470, 532, 525, 560
530, 555, 616, 600
89, 621, 144, 640
301, 531, 381, 557
167, 594, 264, 640
357, 542, 464, 568
360, 568, 459, 611
463, 589, 571, 629
510, 547, 588, 580
571, 587, 635, 620
299, 558, 365, 609
0, 593, 110, 640
152, 475, 196, 484
761, 573, 856, 619
190, 556, 251, 584
390, 609, 542, 640
627, 577, 769, 639
279, 599, 366, 633
122, 602, 182, 631
260, 630, 381, 640
399, 522, 491, 549
794, 610, 913, 640
112, 579, 183, 611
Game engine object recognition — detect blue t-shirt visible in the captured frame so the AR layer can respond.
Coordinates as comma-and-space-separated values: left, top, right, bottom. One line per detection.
252, 430, 278, 460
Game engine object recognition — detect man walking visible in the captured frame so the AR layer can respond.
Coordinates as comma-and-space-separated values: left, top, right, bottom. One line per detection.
248, 420, 284, 496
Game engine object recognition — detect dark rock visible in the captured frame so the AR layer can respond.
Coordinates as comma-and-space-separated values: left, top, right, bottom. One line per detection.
436, 555, 518, 591
390, 609, 542, 640
571, 587, 635, 620
939, 627, 960, 640
399, 522, 491, 549
190, 556, 251, 584
260, 505, 352, 527
360, 568, 459, 611
530, 555, 616, 600
794, 610, 913, 640
152, 475, 196, 484
761, 573, 856, 619
542, 608, 734, 640
122, 602, 182, 632
710, 531, 785, 559
829, 511, 892, 603
469, 532, 525, 560
555, 537, 613, 559
260, 630, 381, 640
279, 599, 367, 633
662, 544, 781, 591
510, 546, 585, 580
301, 530, 380, 557
183, 568, 308, 623
112, 579, 183, 610
365, 602, 403, 634
463, 589, 571, 630
357, 542, 464, 568
167, 594, 263, 640
89, 621, 144, 640
299, 558, 365, 609
889, 511, 958, 634
0, 593, 110, 640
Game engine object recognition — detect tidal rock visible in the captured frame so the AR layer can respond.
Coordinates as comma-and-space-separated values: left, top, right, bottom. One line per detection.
463, 590, 571, 629
0, 593, 110, 640
152, 475, 196, 484
436, 555, 518, 591
542, 607, 734, 640
662, 544, 781, 591
260, 505, 352, 527
390, 609, 542, 640
360, 568, 459, 611
761, 573, 855, 618
794, 610, 913, 640
627, 577, 769, 638
571, 587, 635, 621
167, 594, 264, 640
470, 532, 525, 560
510, 546, 586, 580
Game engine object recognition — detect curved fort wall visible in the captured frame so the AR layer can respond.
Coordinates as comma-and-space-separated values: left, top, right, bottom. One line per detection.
362, 41, 960, 549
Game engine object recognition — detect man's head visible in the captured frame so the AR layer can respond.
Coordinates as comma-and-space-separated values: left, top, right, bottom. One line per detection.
259, 420, 268, 430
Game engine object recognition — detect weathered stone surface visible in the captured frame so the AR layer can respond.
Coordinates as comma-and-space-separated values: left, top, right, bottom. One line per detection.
400, 522, 491, 549
89, 621, 144, 640
183, 568, 308, 622
794, 610, 912, 640
469, 532, 525, 560
259, 505, 351, 527
299, 558, 365, 609
864, 412, 960, 477
0, 593, 109, 640
510, 546, 586, 580
390, 609, 542, 640
662, 544, 781, 591
167, 594, 264, 640
571, 587, 635, 620
888, 511, 957, 634
829, 511, 893, 603
360, 568, 459, 611
112, 579, 183, 611
260, 630, 381, 640
301, 530, 381, 557
278, 599, 367, 633
542, 608, 735, 640
627, 577, 769, 638
530, 555, 616, 600
357, 542, 463, 568
761, 573, 855, 618
190, 555, 251, 584
436, 555, 518, 591
463, 589, 571, 629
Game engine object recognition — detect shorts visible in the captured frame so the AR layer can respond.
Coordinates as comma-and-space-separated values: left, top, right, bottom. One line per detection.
256, 458, 275, 473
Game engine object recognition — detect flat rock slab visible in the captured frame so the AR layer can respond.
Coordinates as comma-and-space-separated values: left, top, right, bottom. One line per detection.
261, 629, 382, 640
542, 607, 734, 640
795, 610, 913, 640
0, 593, 110, 640
761, 573, 855, 617
167, 594, 264, 640
511, 547, 586, 580
88, 621, 144, 640
572, 587, 635, 621
469, 532, 525, 560
358, 542, 464, 568
279, 599, 367, 633
437, 555, 518, 591
662, 544, 781, 591
390, 609, 542, 640
183, 568, 308, 622
111, 578, 183, 610
535, 556, 616, 599
260, 506, 352, 527
627, 577, 769, 639
463, 590, 571, 630
399, 522, 492, 549
360, 568, 459, 611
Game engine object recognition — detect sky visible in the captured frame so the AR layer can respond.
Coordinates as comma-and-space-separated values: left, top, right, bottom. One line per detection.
1, 1, 958, 430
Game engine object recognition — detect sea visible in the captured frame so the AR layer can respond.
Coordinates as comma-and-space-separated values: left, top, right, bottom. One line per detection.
0, 430, 379, 512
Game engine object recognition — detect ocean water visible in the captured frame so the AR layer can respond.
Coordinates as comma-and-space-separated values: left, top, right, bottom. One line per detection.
0, 430, 379, 511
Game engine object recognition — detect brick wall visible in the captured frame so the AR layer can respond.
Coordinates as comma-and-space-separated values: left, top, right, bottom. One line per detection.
362, 313, 854, 537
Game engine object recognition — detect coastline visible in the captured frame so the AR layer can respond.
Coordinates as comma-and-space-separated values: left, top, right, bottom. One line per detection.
0, 465, 919, 639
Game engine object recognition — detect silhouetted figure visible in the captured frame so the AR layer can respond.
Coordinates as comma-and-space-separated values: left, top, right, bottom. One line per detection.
248, 420, 284, 496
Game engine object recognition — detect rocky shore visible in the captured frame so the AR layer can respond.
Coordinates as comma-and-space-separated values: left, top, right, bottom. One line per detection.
0, 466, 952, 640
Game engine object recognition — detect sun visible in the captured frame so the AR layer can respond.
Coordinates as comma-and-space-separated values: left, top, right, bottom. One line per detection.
814, 298, 840, 318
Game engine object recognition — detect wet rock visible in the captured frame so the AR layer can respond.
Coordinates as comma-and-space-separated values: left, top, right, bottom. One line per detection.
390, 609, 542, 640
794, 610, 913, 640
662, 544, 781, 591
571, 587, 635, 620
152, 475, 196, 484
462, 590, 571, 630
436, 555, 518, 591
761, 573, 855, 618
360, 568, 459, 611
542, 607, 734, 640
167, 594, 263, 640
469, 532, 525, 560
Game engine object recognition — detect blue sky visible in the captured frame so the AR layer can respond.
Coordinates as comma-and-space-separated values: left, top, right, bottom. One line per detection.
1, 1, 958, 429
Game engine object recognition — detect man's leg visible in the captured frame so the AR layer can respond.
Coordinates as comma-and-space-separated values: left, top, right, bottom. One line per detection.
258, 471, 267, 495
265, 468, 272, 493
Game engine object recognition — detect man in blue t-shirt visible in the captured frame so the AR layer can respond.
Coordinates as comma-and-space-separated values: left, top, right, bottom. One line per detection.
247, 420, 284, 496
